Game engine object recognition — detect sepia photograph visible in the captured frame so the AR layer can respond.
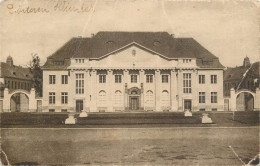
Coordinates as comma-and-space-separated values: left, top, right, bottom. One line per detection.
0, 0, 259, 165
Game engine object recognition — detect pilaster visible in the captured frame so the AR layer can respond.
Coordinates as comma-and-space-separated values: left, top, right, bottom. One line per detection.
171, 70, 178, 111
155, 70, 161, 111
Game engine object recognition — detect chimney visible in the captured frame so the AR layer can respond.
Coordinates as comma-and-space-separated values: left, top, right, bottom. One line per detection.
91, 33, 95, 37
171, 34, 175, 38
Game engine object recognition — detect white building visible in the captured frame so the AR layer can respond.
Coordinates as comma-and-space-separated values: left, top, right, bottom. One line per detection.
42, 32, 225, 112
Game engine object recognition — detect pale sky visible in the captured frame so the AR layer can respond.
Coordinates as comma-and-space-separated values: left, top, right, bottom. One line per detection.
0, 0, 259, 67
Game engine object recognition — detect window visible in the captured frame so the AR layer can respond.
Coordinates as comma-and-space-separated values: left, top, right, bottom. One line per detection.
199, 75, 205, 84
211, 92, 218, 103
146, 75, 153, 83
61, 92, 68, 104
200, 108, 206, 111
15, 82, 17, 89
76, 73, 84, 94
76, 58, 84, 63
98, 91, 106, 107
115, 75, 122, 83
49, 75, 56, 84
183, 59, 192, 63
162, 75, 168, 83
212, 108, 218, 111
131, 75, 137, 83
115, 90, 123, 106
49, 92, 55, 104
99, 75, 106, 83
146, 90, 154, 107
62, 75, 68, 84
61, 109, 67, 112
161, 90, 170, 107
199, 92, 206, 103
211, 75, 217, 84
49, 109, 55, 112
183, 73, 192, 93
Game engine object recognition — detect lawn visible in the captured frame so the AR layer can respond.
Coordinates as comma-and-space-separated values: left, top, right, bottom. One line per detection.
1, 127, 259, 165
0, 111, 259, 127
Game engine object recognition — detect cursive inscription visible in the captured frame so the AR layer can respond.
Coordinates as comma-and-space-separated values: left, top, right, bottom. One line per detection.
7, 1, 93, 14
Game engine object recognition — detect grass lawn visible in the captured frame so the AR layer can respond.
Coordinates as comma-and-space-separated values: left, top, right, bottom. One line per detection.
0, 111, 259, 127
1, 127, 259, 165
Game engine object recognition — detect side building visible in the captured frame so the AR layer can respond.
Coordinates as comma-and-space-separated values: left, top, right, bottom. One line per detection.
223, 57, 260, 111
0, 56, 33, 112
42, 31, 225, 113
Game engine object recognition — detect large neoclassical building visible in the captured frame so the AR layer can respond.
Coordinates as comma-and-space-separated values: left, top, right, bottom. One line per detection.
42, 32, 225, 112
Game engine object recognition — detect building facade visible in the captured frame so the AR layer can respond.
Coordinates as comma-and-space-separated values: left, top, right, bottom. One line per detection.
42, 32, 225, 112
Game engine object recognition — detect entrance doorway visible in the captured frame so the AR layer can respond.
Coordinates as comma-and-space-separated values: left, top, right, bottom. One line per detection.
236, 92, 254, 111
76, 100, 83, 112
184, 99, 192, 111
10, 93, 29, 112
129, 97, 139, 110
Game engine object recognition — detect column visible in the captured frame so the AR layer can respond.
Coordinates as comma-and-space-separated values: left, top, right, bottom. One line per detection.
107, 70, 113, 111
171, 70, 178, 111
155, 70, 161, 111
255, 88, 260, 111
140, 70, 144, 110
123, 70, 128, 110
177, 70, 182, 111
85, 70, 90, 112
90, 70, 97, 112
230, 88, 237, 111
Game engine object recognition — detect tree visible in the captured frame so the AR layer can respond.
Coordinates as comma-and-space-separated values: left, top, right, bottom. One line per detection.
28, 53, 43, 97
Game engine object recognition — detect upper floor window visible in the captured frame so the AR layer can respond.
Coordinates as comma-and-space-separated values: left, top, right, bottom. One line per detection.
99, 75, 106, 83
131, 75, 137, 83
211, 75, 217, 84
199, 92, 206, 103
61, 75, 68, 84
211, 92, 218, 103
146, 75, 153, 83
75, 59, 84, 63
49, 92, 55, 104
61, 92, 68, 104
199, 75, 205, 84
183, 59, 192, 63
115, 75, 122, 83
183, 73, 192, 93
162, 75, 168, 83
76, 73, 84, 94
49, 75, 56, 84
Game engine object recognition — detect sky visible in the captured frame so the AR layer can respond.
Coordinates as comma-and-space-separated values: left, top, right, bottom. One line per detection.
0, 0, 259, 67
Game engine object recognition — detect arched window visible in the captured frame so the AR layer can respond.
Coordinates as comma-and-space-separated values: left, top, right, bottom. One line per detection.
98, 90, 106, 107
115, 90, 123, 106
161, 90, 170, 107
146, 90, 154, 107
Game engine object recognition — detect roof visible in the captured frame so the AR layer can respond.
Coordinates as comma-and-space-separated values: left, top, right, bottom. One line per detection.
42, 31, 224, 69
0, 62, 33, 80
224, 61, 260, 81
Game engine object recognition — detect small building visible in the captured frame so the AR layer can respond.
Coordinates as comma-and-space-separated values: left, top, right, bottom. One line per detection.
42, 31, 225, 113
0, 56, 34, 112
223, 57, 260, 111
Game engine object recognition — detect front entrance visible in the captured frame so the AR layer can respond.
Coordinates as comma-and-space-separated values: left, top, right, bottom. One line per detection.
184, 99, 192, 111
76, 100, 83, 112
129, 97, 139, 110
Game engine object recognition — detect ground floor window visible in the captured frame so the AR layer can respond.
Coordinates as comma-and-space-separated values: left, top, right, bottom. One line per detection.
145, 90, 154, 106
161, 90, 170, 106
211, 92, 218, 103
115, 90, 123, 106
199, 92, 205, 103
61, 92, 68, 104
99, 90, 106, 107
49, 92, 55, 104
